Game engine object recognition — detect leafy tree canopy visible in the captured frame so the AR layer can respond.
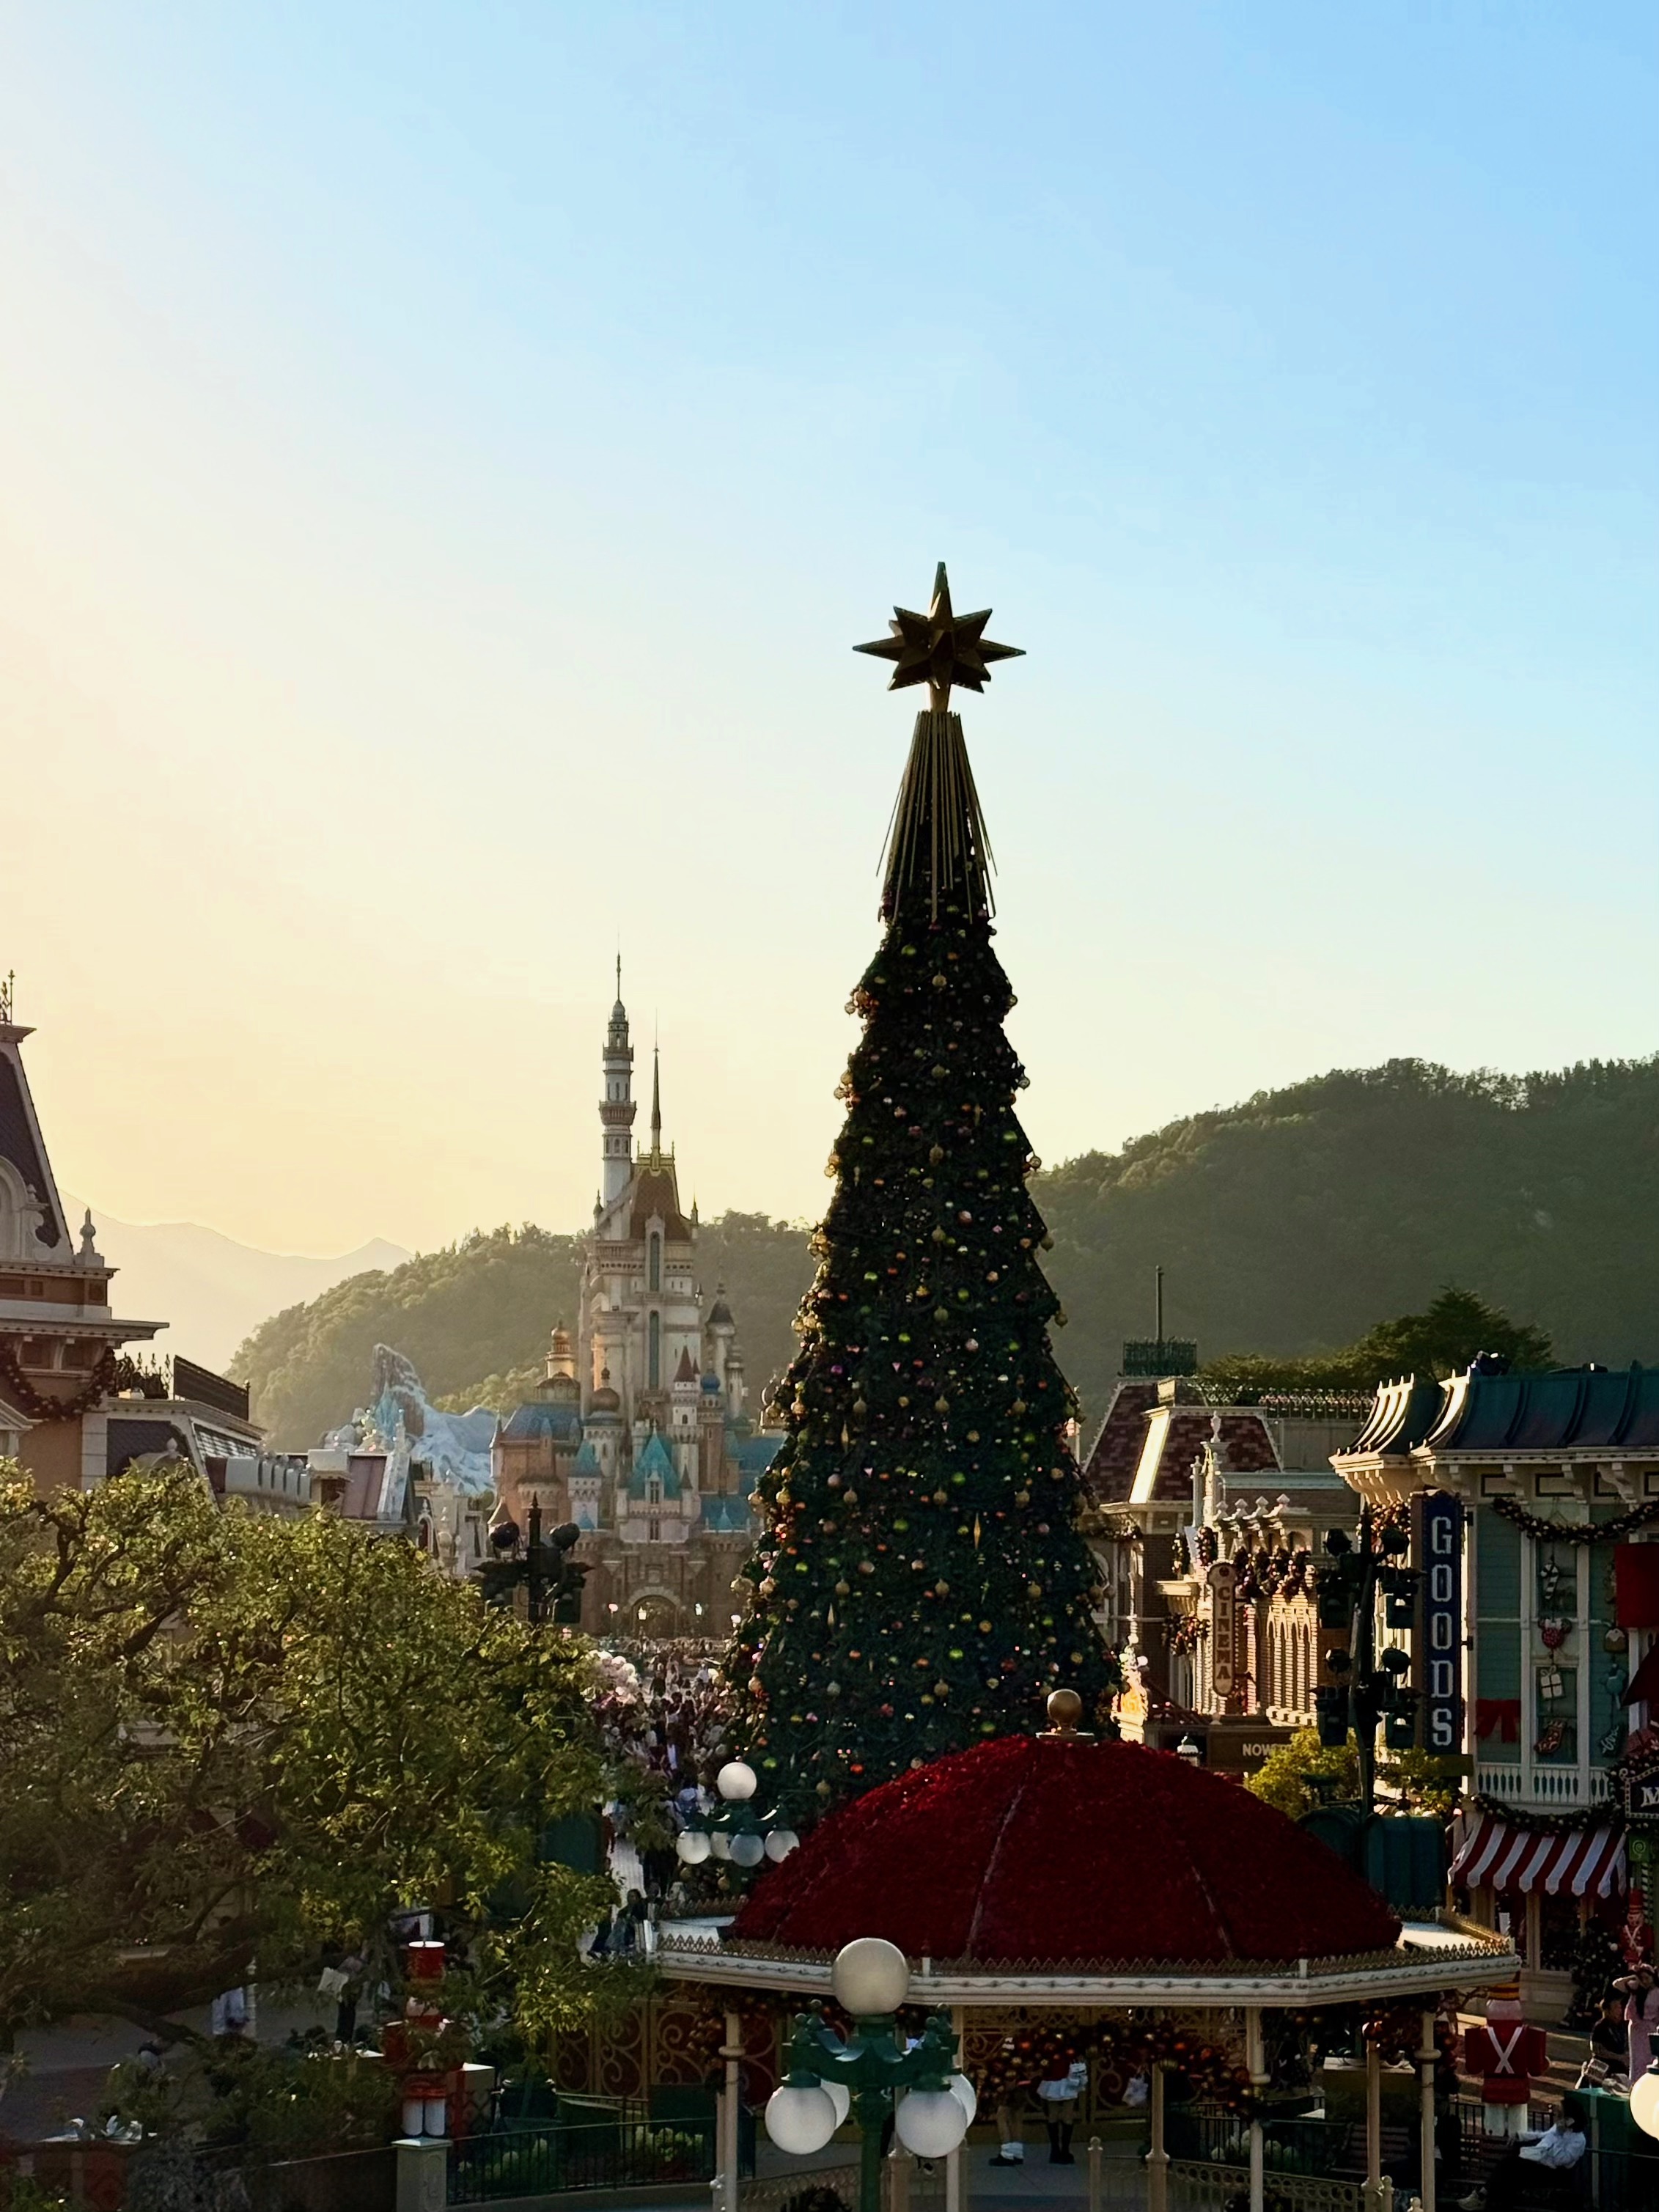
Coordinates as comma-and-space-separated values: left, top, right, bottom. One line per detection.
1200, 1285, 1554, 1400
0, 1464, 617, 2052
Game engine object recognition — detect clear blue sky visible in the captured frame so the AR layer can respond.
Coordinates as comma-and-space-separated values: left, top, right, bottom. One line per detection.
3, 4, 1655, 1253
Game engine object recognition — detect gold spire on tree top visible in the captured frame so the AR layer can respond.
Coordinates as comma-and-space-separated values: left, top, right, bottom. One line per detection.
854, 561, 1023, 711
857, 565, 1022, 921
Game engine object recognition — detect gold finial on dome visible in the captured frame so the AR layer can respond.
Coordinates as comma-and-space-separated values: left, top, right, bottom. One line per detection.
1042, 1688, 1089, 1738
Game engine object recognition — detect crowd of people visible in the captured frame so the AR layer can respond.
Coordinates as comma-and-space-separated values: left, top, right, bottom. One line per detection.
589, 1640, 743, 1928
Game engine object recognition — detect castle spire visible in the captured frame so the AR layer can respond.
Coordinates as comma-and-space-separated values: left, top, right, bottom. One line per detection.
599, 963, 636, 1207
650, 1046, 663, 1161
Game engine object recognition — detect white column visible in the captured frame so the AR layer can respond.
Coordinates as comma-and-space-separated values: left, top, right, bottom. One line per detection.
1147, 2062, 1169, 2212
718, 2009, 741, 2212
1419, 2010, 1438, 2212
1246, 2009, 1266, 2212
946, 2005, 965, 2212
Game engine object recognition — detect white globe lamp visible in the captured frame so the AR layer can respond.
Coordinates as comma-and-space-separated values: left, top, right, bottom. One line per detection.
765, 2082, 838, 2156
674, 1829, 710, 1864
1632, 2060, 1659, 2140
717, 1760, 759, 1802
728, 1830, 765, 1869
823, 2079, 851, 2126
946, 2073, 977, 2125
764, 1827, 801, 1862
894, 2089, 968, 2158
709, 1830, 732, 1860
831, 1937, 911, 2017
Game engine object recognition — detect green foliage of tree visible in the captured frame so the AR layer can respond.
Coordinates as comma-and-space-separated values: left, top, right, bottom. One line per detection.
1245, 1730, 1361, 1819
0, 1463, 617, 2051
1200, 1285, 1554, 1400
233, 1216, 814, 1449
1246, 1730, 1463, 1820
728, 784, 1117, 1812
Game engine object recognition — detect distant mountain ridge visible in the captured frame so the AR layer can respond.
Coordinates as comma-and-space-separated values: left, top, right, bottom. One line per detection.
62, 1197, 411, 1373
231, 1053, 1659, 1449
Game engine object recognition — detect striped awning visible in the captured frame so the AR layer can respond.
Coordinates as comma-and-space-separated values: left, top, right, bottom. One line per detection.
1449, 1811, 1625, 1897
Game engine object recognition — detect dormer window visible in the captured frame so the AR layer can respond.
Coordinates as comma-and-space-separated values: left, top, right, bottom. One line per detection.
647, 1474, 663, 1505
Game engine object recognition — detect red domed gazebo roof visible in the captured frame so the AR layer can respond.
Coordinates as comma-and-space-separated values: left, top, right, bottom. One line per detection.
732, 1732, 1400, 1968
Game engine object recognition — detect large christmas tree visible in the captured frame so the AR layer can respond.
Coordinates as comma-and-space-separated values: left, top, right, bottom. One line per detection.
730, 566, 1119, 1814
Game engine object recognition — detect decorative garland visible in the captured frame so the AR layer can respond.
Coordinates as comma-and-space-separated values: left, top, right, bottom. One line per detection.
0, 1341, 117, 1423
1471, 1795, 1619, 1835
1492, 1494, 1659, 1546
976, 2016, 1251, 2114
1190, 1522, 1312, 1605
1232, 1541, 1312, 1606
1166, 1614, 1209, 1656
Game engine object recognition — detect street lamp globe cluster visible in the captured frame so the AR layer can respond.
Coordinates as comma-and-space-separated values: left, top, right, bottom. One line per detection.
675, 1760, 801, 1871
763, 1939, 974, 2212
1633, 2057, 1659, 2141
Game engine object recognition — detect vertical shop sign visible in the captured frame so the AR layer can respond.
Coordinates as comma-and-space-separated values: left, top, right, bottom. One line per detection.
1414, 1491, 1464, 1753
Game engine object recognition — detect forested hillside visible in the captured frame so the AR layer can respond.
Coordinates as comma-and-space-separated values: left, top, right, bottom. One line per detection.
235, 1214, 815, 1449
235, 1054, 1659, 1447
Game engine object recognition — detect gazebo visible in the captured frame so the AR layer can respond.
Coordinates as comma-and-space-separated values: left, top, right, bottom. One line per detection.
659, 1705, 1518, 2212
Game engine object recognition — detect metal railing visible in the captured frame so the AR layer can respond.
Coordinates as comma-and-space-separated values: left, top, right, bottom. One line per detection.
447, 2114, 716, 2203
1448, 2099, 1658, 2209
1166, 2105, 1391, 2186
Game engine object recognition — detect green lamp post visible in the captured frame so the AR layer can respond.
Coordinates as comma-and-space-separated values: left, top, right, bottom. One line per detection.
763, 1939, 973, 2212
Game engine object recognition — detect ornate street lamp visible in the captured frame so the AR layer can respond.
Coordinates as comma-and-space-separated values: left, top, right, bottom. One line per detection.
763, 1939, 972, 2212
1633, 2055, 1659, 2139
676, 1760, 800, 1870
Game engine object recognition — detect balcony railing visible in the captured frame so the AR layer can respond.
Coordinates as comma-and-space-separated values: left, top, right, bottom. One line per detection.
1474, 1763, 1613, 1808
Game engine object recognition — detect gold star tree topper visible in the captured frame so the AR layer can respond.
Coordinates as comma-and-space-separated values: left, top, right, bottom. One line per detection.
854, 562, 1023, 710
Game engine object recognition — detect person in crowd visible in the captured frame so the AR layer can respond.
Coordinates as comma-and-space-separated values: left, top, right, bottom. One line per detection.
1035, 2057, 1088, 2164
1614, 1962, 1659, 2086
1457, 2103, 1586, 2212
1578, 1992, 1627, 2086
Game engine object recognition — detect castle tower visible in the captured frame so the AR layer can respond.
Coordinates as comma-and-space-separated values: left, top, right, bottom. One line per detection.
599, 958, 636, 1207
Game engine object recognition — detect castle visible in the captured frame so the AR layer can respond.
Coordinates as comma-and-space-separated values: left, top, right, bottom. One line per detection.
491, 969, 781, 1636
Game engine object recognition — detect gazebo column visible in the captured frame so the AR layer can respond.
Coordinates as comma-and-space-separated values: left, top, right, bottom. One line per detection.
946, 2006, 965, 2212
1146, 2061, 1169, 2212
1366, 2038, 1382, 2203
1418, 2009, 1437, 2212
717, 2009, 741, 2212
1246, 2008, 1268, 2212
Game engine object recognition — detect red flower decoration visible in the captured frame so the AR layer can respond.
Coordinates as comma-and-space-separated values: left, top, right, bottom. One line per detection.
733, 1733, 1398, 1966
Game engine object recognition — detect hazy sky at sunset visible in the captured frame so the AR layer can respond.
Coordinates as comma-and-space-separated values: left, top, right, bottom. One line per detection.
4, 4, 1655, 1258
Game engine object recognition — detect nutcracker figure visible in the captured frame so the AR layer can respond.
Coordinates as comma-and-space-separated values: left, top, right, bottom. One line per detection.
1463, 1982, 1547, 2137
381, 1938, 463, 2137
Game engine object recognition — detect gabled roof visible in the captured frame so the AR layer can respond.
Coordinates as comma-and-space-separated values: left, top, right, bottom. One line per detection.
628, 1428, 682, 1498
630, 1162, 691, 1242
701, 1495, 751, 1533
572, 1439, 603, 1477
0, 1032, 68, 1249
674, 1345, 698, 1384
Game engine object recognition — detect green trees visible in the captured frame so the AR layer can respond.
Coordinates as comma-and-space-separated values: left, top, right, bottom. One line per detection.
729, 703, 1116, 1811
1200, 1285, 1554, 1400
0, 1463, 615, 2054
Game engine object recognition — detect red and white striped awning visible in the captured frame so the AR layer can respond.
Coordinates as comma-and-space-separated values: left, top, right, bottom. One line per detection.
1449, 1812, 1625, 1897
